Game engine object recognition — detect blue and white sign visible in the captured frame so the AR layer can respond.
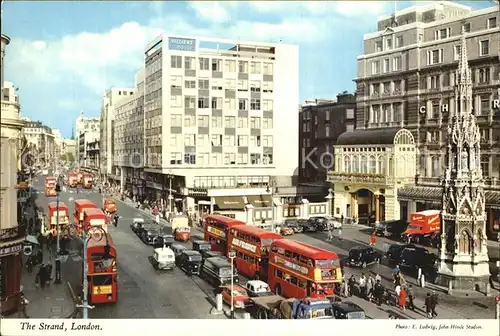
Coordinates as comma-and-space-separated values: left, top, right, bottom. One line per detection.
168, 37, 196, 52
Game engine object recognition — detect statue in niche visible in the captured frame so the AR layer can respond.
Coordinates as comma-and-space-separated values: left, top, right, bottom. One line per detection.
469, 148, 475, 170
461, 148, 469, 170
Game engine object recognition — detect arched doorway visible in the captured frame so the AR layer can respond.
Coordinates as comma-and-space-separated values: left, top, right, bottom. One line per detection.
353, 189, 379, 225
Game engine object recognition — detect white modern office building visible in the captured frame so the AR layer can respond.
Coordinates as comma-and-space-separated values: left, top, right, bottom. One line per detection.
142, 34, 300, 215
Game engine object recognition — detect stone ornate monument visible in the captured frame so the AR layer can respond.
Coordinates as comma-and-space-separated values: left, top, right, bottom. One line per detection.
436, 27, 490, 293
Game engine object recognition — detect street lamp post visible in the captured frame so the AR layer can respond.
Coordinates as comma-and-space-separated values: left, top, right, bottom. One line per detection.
166, 172, 174, 215
229, 250, 236, 319
54, 183, 62, 284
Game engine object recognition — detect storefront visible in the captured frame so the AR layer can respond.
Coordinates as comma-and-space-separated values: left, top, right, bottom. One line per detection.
212, 196, 247, 221
0, 226, 25, 316
246, 195, 274, 222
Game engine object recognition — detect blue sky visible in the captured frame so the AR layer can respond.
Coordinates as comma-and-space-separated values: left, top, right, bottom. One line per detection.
2, 1, 494, 138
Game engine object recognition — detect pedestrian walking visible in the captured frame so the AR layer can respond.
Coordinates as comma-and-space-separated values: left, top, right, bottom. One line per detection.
359, 273, 367, 299
26, 256, 34, 273
424, 293, 433, 318
348, 275, 356, 297
430, 291, 438, 317
37, 264, 47, 290
395, 284, 401, 297
366, 276, 374, 302
327, 229, 333, 241
420, 272, 426, 288
113, 213, 119, 227
407, 285, 415, 310
370, 231, 376, 246
399, 287, 407, 311
417, 267, 422, 282
337, 228, 342, 241
340, 214, 344, 225
343, 278, 349, 297
374, 280, 384, 306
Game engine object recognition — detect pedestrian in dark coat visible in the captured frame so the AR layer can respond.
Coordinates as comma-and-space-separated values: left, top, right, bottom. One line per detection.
374, 280, 384, 306
424, 293, 432, 318
37, 264, 47, 289
407, 285, 415, 310
347, 275, 356, 297
430, 291, 438, 317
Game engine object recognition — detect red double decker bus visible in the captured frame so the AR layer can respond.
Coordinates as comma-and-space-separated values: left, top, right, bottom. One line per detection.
268, 239, 342, 300
227, 225, 282, 279
86, 231, 118, 304
203, 215, 245, 254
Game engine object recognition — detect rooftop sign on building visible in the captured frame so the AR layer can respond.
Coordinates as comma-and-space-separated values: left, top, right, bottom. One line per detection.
168, 37, 196, 52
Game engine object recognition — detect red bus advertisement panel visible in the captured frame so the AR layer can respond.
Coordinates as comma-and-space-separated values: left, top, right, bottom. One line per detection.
86, 232, 118, 304
83, 208, 108, 233
203, 215, 246, 254
45, 177, 57, 197
47, 202, 70, 239
268, 239, 342, 300
228, 225, 282, 279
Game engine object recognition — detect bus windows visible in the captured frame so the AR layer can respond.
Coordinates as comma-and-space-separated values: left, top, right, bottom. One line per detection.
92, 274, 113, 286
284, 250, 292, 258
292, 252, 300, 262
290, 276, 298, 286
275, 269, 283, 278
260, 256, 269, 269
298, 280, 307, 289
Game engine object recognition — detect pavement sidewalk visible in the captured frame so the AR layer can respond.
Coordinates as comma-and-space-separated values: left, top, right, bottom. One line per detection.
20, 204, 78, 319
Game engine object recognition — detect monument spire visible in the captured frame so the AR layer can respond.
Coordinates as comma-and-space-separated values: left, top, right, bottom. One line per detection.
437, 28, 490, 293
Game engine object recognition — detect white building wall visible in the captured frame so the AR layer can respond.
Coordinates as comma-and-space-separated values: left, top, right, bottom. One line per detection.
274, 44, 299, 178
145, 35, 299, 189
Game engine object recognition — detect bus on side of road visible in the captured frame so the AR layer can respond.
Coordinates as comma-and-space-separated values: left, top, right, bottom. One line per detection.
86, 231, 118, 304
227, 225, 282, 279
74, 199, 97, 237
83, 208, 108, 233
203, 214, 246, 254
268, 239, 342, 300
46, 202, 71, 239
45, 177, 57, 197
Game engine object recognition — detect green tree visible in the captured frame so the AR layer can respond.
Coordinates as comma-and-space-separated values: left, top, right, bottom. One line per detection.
65, 152, 75, 163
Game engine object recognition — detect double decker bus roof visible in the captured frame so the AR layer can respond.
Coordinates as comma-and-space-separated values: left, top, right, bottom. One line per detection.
83, 208, 106, 216
272, 239, 339, 260
75, 199, 96, 207
48, 201, 68, 209
87, 232, 115, 250
231, 224, 282, 239
205, 214, 245, 226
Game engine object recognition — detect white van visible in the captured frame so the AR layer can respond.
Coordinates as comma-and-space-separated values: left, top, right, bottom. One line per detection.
151, 247, 175, 270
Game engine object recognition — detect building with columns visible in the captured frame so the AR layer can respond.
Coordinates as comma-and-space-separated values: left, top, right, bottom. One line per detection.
328, 128, 417, 224
354, 2, 500, 237
22, 120, 56, 166
1, 33, 27, 316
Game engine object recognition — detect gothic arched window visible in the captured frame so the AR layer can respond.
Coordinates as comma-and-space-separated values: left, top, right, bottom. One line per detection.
369, 155, 376, 173
459, 230, 472, 255
344, 156, 351, 173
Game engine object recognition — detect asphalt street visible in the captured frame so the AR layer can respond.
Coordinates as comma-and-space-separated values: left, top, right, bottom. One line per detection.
31, 175, 498, 319
32, 176, 225, 319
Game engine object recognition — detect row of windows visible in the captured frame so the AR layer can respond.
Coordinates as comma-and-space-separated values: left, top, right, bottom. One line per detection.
270, 246, 315, 267
171, 56, 274, 75
178, 96, 273, 111
283, 207, 301, 217
274, 269, 307, 288
373, 18, 497, 53
422, 154, 492, 178
170, 134, 273, 147
174, 77, 274, 92
194, 175, 269, 188
168, 152, 273, 166
422, 94, 496, 119
169, 115, 273, 129
426, 129, 490, 143
371, 40, 493, 76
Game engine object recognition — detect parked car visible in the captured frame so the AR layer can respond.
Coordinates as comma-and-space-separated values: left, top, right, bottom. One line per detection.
139, 224, 162, 245
346, 246, 382, 268
301, 221, 317, 232
331, 301, 366, 319
176, 250, 203, 275
283, 219, 304, 233
203, 250, 223, 259
399, 246, 437, 270
385, 244, 415, 265
374, 220, 408, 237
219, 284, 249, 309
153, 234, 175, 248
420, 232, 441, 248
192, 240, 213, 259
130, 218, 144, 234
170, 243, 187, 258
279, 226, 294, 236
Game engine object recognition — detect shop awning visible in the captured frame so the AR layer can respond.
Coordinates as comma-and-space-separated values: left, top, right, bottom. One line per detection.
247, 195, 273, 208
214, 196, 246, 210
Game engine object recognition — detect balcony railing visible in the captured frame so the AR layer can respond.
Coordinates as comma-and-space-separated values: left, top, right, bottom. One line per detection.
416, 176, 500, 190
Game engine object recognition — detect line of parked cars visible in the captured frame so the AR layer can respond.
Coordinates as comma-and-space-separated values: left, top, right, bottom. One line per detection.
280, 216, 342, 236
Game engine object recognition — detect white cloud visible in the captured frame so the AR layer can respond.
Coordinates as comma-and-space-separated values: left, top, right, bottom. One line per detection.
5, 0, 391, 113
187, 1, 231, 23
